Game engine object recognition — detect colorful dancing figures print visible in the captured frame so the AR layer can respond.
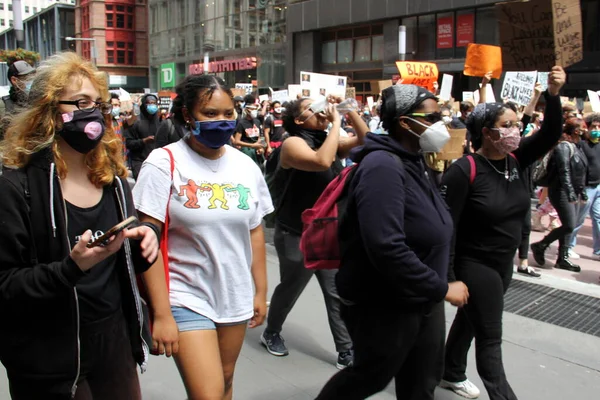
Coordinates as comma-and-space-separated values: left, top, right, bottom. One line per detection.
178, 179, 201, 209
225, 184, 252, 211
201, 183, 233, 210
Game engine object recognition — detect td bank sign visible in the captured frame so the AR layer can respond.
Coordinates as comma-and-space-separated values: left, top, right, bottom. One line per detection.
160, 62, 176, 88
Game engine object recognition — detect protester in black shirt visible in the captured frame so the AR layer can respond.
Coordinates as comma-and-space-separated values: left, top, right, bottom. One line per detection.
264, 101, 286, 152
155, 94, 186, 148
0, 52, 158, 400
531, 117, 588, 272
316, 85, 469, 400
440, 66, 566, 400
568, 113, 600, 262
125, 94, 161, 179
232, 101, 265, 165
1, 61, 36, 141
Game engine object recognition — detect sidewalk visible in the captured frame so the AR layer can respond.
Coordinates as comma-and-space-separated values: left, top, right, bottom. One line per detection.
1, 245, 599, 399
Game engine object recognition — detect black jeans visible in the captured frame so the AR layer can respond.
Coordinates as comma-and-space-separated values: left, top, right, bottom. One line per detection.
9, 310, 142, 400
316, 301, 445, 400
266, 224, 352, 352
444, 258, 518, 400
542, 187, 578, 248
518, 206, 532, 260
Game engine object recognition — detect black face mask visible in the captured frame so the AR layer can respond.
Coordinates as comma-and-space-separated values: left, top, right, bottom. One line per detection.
58, 108, 106, 154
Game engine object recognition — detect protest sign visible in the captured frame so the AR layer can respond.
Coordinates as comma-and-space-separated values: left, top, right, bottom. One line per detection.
501, 71, 537, 106
463, 44, 503, 79
437, 129, 467, 161
552, 0, 584, 68
496, 0, 582, 71
395, 62, 439, 92
272, 90, 289, 103
235, 83, 253, 95
300, 71, 347, 99
345, 87, 356, 99
288, 85, 302, 100
473, 84, 497, 104
231, 88, 246, 97
537, 72, 550, 92
588, 90, 600, 113
259, 94, 270, 103
371, 80, 393, 94
439, 74, 454, 101
463, 92, 474, 103
367, 97, 375, 109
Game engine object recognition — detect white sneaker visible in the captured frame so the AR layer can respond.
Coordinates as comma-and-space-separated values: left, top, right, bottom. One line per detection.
440, 379, 481, 399
568, 249, 581, 259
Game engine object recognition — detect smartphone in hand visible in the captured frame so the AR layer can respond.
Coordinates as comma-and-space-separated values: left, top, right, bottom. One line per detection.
87, 216, 139, 248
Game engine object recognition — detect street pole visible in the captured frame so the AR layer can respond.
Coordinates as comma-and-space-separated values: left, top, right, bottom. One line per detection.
13, 0, 24, 49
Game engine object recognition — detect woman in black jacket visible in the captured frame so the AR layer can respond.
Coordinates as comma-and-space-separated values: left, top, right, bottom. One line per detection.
0, 52, 158, 400
316, 84, 469, 400
531, 117, 588, 272
154, 94, 186, 148
440, 66, 566, 400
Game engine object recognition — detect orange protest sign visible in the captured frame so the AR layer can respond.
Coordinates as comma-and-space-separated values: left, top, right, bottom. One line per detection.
463, 44, 503, 79
395, 62, 439, 92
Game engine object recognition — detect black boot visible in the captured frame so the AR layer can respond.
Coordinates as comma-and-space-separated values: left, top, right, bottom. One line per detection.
531, 241, 549, 266
555, 246, 582, 272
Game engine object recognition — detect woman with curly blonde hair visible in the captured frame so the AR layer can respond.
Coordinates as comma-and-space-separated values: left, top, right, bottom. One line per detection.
0, 52, 159, 400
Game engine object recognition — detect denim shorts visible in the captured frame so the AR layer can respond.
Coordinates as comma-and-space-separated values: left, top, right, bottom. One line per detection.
171, 306, 248, 332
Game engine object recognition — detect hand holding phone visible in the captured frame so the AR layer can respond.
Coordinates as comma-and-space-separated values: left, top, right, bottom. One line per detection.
87, 216, 139, 248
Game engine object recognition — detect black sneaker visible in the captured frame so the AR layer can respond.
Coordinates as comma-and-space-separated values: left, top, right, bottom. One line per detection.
531, 242, 548, 266
260, 331, 289, 356
336, 350, 354, 370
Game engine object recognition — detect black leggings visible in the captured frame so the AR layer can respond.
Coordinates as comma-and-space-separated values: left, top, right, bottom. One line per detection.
518, 206, 532, 260
316, 301, 445, 400
444, 258, 518, 400
542, 187, 577, 248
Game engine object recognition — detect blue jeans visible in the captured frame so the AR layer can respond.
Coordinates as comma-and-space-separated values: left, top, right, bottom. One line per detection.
569, 185, 600, 254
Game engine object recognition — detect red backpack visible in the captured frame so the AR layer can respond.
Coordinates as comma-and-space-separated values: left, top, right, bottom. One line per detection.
300, 165, 358, 270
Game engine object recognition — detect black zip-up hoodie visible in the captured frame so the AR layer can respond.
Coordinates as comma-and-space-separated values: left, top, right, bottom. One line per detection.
336, 133, 452, 307
0, 149, 151, 398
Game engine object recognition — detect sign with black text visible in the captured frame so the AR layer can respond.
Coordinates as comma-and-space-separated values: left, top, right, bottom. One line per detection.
501, 71, 537, 106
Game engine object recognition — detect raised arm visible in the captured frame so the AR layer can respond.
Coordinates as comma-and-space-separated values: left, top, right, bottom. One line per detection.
523, 83, 543, 118
478, 72, 493, 105
513, 66, 566, 168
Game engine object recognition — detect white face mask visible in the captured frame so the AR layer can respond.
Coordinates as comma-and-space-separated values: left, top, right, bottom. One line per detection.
405, 118, 451, 153
442, 116, 452, 125
248, 109, 258, 119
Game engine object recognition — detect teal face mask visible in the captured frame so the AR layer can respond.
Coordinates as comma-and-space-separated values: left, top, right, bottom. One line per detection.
590, 129, 600, 143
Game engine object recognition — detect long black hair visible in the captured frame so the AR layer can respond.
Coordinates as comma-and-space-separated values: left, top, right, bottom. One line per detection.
282, 98, 308, 133
173, 75, 233, 126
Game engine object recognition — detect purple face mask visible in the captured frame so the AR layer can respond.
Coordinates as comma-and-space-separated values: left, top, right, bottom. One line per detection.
58, 108, 106, 154
490, 127, 521, 154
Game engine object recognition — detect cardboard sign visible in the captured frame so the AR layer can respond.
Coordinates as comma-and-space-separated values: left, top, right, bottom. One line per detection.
463, 44, 502, 79
300, 71, 347, 99
259, 94, 270, 103
437, 129, 467, 161
501, 71, 538, 106
345, 87, 356, 99
367, 96, 375, 109
463, 92, 474, 103
271, 90, 289, 103
439, 74, 454, 101
588, 90, 600, 113
552, 0, 584, 68
496, 0, 583, 71
395, 62, 439, 92
231, 88, 246, 97
537, 72, 550, 92
371, 80, 393, 94
235, 83, 253, 95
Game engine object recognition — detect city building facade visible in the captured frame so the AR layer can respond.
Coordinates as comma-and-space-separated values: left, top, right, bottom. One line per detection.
0, 0, 74, 33
286, 0, 600, 102
148, 0, 288, 93
0, 2, 75, 59
73, 0, 149, 92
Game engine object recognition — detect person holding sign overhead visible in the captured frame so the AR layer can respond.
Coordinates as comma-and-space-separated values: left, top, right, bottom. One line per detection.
440, 66, 566, 400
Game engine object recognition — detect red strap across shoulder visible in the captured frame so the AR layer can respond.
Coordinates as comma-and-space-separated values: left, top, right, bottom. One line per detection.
161, 148, 174, 291
466, 155, 476, 185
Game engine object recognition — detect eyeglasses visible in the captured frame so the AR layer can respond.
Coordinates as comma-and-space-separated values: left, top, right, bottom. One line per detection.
58, 99, 113, 115
493, 121, 524, 131
407, 112, 442, 124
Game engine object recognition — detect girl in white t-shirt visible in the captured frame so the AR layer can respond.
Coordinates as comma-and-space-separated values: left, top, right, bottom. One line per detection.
133, 75, 273, 400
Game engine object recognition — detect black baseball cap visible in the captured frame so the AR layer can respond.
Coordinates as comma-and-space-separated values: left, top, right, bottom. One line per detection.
233, 96, 244, 102
7, 60, 35, 81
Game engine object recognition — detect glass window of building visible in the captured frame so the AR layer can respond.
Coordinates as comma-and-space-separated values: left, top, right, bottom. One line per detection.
372, 35, 383, 61
25, 6, 29, 13
322, 41, 336, 64
337, 39, 353, 64
0, 4, 3, 11
8, 3, 12, 12
475, 7, 498, 45
436, 12, 454, 60
0, 20, 4, 27
9, 19, 13, 27
417, 14, 436, 61
354, 37, 371, 62
402, 16, 418, 58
